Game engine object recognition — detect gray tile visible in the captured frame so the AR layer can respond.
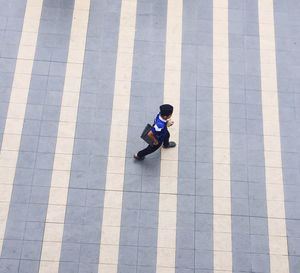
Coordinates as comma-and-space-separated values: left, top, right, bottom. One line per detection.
138, 210, 156, 228
67, 189, 86, 206
78, 263, 97, 273
84, 207, 102, 225
289, 256, 300, 273
176, 228, 195, 249
195, 214, 212, 232
231, 164, 247, 181
124, 174, 142, 192
122, 192, 141, 209
195, 250, 213, 269
137, 265, 155, 273
11, 185, 31, 203
19, 135, 39, 152
35, 153, 55, 170
80, 224, 101, 244
42, 105, 61, 121
231, 198, 249, 216
232, 233, 251, 252
141, 175, 160, 193
30, 186, 50, 204
138, 227, 157, 247
85, 189, 104, 208
19, 260, 39, 273
8, 203, 28, 221
24, 222, 44, 241
22, 120, 41, 136
178, 195, 195, 213
40, 121, 59, 137
118, 245, 138, 265
17, 151, 36, 169
65, 206, 85, 225
21, 240, 42, 260
120, 226, 139, 246
232, 252, 251, 272
32, 60, 50, 76
141, 193, 159, 210
251, 253, 270, 273
60, 243, 81, 262
137, 247, 156, 266
232, 216, 250, 234
195, 231, 212, 251
26, 204, 47, 222
45, 91, 62, 106
196, 196, 212, 214
3, 220, 25, 240
178, 161, 196, 179
287, 219, 300, 237
117, 265, 136, 273
0, 259, 20, 273
47, 76, 65, 91
49, 62, 67, 76
62, 223, 82, 243
288, 237, 300, 255
176, 248, 195, 268
79, 243, 99, 263
249, 183, 267, 200
178, 178, 195, 195
1, 239, 22, 259
58, 262, 79, 273
231, 182, 248, 199
32, 169, 52, 186
250, 234, 269, 253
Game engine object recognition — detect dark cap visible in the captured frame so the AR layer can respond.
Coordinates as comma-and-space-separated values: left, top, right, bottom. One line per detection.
160, 104, 173, 116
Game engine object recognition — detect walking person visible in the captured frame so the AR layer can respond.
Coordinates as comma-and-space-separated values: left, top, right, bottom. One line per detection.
134, 104, 176, 160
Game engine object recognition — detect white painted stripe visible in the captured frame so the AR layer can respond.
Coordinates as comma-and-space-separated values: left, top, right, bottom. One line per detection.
156, 1, 182, 272
38, 1, 90, 272
0, 0, 43, 255
213, 1, 232, 272
258, 1, 290, 273
97, 1, 137, 273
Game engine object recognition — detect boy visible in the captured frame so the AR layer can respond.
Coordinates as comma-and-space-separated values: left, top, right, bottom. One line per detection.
134, 104, 176, 160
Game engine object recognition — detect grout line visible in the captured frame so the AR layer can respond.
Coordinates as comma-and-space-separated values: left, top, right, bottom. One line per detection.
156, 1, 183, 272
212, 1, 233, 272
97, 1, 137, 273
0, 0, 44, 256
258, 1, 290, 273
38, 0, 91, 272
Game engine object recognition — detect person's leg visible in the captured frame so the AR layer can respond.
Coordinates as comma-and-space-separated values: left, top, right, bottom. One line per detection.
163, 130, 176, 148
163, 130, 170, 147
136, 143, 161, 159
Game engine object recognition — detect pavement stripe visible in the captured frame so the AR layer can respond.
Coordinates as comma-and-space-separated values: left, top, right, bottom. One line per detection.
97, 1, 137, 273
212, 1, 233, 272
156, 1, 182, 272
228, 2, 252, 272
38, 1, 91, 272
258, 1, 290, 273
0, 0, 43, 256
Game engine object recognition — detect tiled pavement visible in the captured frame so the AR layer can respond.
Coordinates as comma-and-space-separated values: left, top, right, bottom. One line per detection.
0, 0, 300, 273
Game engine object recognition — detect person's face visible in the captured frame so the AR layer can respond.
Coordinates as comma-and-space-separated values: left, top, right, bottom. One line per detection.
162, 114, 172, 120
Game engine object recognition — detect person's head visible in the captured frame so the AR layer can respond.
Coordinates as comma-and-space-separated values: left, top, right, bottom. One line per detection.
159, 104, 173, 120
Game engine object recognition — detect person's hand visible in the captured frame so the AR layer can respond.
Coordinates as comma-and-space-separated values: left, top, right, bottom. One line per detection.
167, 120, 174, 127
153, 140, 159, 145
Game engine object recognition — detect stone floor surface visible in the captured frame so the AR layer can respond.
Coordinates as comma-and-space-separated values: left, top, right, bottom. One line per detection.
0, 0, 300, 273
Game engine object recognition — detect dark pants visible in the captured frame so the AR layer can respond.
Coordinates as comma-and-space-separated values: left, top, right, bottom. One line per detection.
137, 130, 170, 158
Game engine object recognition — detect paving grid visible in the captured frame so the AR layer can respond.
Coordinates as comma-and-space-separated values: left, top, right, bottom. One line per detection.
0, 0, 300, 273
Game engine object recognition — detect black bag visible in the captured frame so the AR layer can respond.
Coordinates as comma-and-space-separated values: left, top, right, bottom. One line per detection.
140, 124, 155, 146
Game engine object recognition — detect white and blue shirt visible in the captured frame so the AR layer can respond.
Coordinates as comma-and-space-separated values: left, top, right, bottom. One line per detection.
151, 113, 168, 143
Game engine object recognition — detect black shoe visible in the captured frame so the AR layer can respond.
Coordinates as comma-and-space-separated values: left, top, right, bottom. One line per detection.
163, 141, 176, 148
134, 153, 145, 160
